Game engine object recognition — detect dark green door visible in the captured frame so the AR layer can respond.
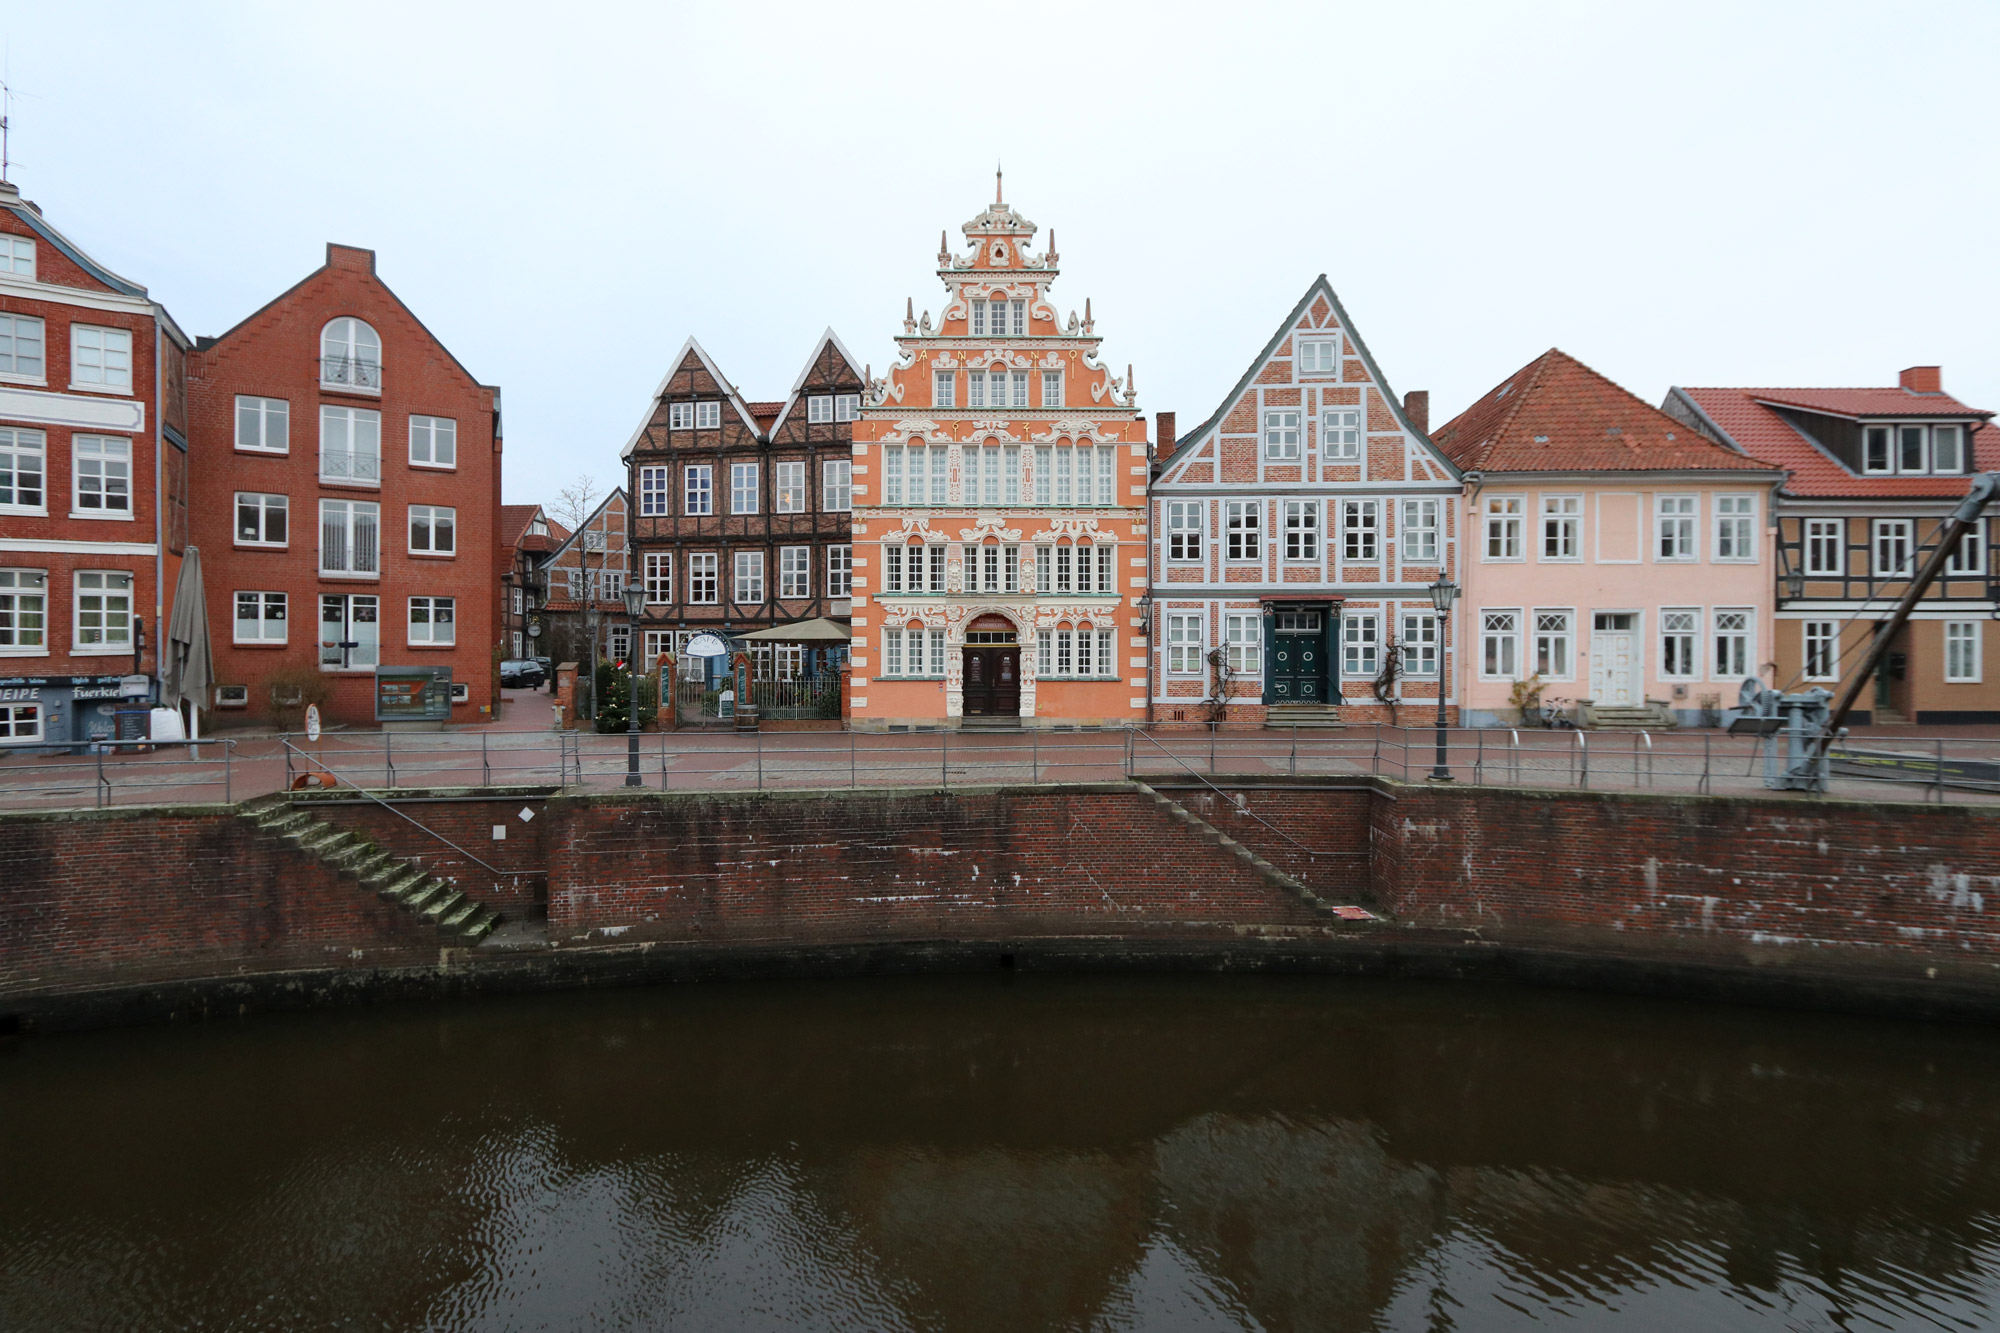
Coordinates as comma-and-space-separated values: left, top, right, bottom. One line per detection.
1266, 611, 1326, 704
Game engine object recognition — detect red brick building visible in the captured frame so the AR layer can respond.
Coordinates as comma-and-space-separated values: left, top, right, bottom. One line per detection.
0, 178, 191, 750
187, 244, 503, 727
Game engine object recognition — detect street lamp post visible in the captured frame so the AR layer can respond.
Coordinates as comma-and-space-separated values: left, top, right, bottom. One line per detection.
1427, 577, 1460, 781
621, 585, 646, 787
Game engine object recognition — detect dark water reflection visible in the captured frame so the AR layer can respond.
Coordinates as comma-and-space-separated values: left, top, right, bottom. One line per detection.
4, 975, 1999, 1330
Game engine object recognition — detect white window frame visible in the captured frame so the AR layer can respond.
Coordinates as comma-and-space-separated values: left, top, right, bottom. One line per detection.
1283, 500, 1320, 562
731, 462, 759, 515
408, 504, 456, 556
1804, 518, 1844, 576
234, 396, 288, 453
696, 401, 721, 429
319, 405, 382, 487
408, 415, 457, 469
1872, 519, 1914, 577
1297, 339, 1338, 374
1225, 501, 1261, 562
1656, 495, 1697, 562
827, 545, 851, 597
639, 465, 670, 517
934, 371, 956, 408
0, 312, 45, 383
319, 499, 382, 577
71, 324, 133, 392
0, 568, 49, 654
1714, 494, 1757, 562
1897, 425, 1929, 474
1945, 621, 1982, 683
835, 394, 860, 422
319, 318, 381, 392
1341, 500, 1379, 562
1484, 496, 1523, 561
1401, 611, 1439, 677
0, 234, 35, 280
408, 595, 456, 646
1041, 370, 1062, 408
1531, 609, 1574, 680
1540, 495, 1581, 561
685, 465, 713, 516
0, 427, 47, 514
1802, 620, 1839, 682
1224, 612, 1262, 676
1945, 519, 1985, 576
807, 395, 834, 425
1933, 425, 1965, 474
1659, 608, 1701, 680
1401, 498, 1439, 563
1166, 612, 1204, 674
669, 402, 694, 430
1263, 410, 1301, 460
74, 570, 134, 652
71, 435, 133, 519
1167, 501, 1203, 562
235, 492, 288, 547
1322, 408, 1361, 461
1863, 425, 1893, 475
823, 459, 852, 512
0, 700, 42, 743
688, 552, 718, 604
643, 552, 673, 604
733, 550, 765, 604
1479, 609, 1521, 680
1342, 613, 1380, 678
1711, 607, 1752, 680
779, 545, 811, 599
775, 460, 807, 514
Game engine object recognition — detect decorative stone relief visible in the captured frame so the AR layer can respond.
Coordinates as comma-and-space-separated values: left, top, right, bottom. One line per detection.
1028, 516, 1104, 543
958, 519, 1024, 543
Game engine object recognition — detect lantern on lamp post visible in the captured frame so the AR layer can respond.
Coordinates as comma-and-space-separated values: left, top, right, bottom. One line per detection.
621, 584, 647, 787
1427, 578, 1460, 781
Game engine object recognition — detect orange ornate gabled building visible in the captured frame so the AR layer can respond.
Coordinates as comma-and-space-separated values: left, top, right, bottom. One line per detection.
847, 180, 1149, 730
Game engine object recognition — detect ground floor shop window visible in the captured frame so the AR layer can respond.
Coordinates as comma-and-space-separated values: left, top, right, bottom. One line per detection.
0, 701, 40, 742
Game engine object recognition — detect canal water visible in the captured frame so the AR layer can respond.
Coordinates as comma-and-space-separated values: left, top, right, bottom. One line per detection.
4, 975, 1999, 1331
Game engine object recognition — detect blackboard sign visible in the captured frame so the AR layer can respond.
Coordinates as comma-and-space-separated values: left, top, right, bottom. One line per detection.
375, 666, 453, 721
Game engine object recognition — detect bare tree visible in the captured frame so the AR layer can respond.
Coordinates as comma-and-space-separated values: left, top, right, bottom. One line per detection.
1372, 634, 1405, 726
552, 474, 604, 715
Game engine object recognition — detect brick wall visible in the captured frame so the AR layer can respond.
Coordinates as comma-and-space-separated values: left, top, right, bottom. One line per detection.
547, 785, 1326, 942
1152, 782, 1374, 895
304, 793, 549, 917
0, 806, 440, 997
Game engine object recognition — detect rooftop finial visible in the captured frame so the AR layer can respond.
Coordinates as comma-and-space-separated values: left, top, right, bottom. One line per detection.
996, 162, 1003, 204
938, 229, 946, 258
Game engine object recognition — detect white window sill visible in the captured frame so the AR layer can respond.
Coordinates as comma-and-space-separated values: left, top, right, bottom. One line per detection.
318, 477, 381, 491
235, 541, 288, 550
0, 506, 49, 518
72, 646, 134, 655
232, 638, 289, 647
318, 666, 380, 674
317, 571, 382, 581
236, 445, 290, 456
1481, 557, 1526, 564
69, 510, 135, 522
409, 460, 458, 471
407, 641, 457, 650
67, 381, 135, 397
319, 381, 382, 397
1711, 558, 1759, 565
408, 550, 458, 559
0, 374, 48, 388
0, 647, 50, 656
1536, 557, 1583, 565
1654, 557, 1698, 564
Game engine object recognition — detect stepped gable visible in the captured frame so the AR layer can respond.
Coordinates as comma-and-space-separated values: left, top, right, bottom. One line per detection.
1431, 349, 1774, 475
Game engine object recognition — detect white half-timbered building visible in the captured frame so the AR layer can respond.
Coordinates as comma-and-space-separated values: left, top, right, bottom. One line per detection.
1149, 277, 1462, 726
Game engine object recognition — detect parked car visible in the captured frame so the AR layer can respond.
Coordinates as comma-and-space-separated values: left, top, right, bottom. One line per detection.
500, 659, 547, 690
531, 654, 553, 678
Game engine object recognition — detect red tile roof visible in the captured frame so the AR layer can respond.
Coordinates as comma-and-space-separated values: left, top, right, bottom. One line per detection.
1675, 387, 1998, 498
1431, 349, 1774, 474
500, 504, 543, 546
1745, 387, 1988, 420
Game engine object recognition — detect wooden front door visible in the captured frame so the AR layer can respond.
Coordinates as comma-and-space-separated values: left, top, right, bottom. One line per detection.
962, 648, 1021, 716
1590, 613, 1639, 706
1266, 611, 1326, 704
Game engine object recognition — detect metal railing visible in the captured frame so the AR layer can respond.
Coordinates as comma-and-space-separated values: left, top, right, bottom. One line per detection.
319, 355, 382, 390
4, 725, 2000, 813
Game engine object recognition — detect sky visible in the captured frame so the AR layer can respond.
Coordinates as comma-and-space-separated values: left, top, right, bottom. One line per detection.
4, 0, 1995, 504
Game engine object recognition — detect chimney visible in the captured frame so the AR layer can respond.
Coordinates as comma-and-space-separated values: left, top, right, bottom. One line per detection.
1900, 366, 1942, 394
1155, 411, 1176, 458
1404, 390, 1430, 433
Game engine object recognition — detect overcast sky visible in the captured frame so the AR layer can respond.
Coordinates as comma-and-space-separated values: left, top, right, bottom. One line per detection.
6, 1, 1994, 502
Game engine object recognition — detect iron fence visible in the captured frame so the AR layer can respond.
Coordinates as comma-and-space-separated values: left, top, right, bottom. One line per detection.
3, 724, 1999, 812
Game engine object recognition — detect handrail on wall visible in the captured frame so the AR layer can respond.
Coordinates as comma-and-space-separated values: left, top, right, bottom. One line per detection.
1127, 728, 1336, 863
278, 737, 517, 880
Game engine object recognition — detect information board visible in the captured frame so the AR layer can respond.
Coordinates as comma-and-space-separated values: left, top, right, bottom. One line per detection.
375, 666, 453, 721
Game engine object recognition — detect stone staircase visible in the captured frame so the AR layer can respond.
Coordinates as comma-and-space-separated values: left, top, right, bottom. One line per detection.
1263, 704, 1346, 730
242, 804, 503, 943
1872, 704, 1912, 726
1583, 700, 1677, 731
1130, 781, 1377, 924
958, 715, 1024, 733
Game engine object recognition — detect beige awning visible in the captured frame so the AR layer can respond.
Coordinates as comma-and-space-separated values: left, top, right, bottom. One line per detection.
735, 617, 852, 643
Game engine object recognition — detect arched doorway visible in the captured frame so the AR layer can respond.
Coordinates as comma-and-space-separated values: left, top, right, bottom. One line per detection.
962, 614, 1020, 717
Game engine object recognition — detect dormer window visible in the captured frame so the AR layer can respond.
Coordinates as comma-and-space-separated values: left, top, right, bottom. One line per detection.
1863, 423, 1966, 475
320, 317, 381, 391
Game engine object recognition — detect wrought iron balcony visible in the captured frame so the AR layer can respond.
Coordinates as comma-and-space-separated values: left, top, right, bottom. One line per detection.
320, 448, 382, 483
320, 355, 383, 391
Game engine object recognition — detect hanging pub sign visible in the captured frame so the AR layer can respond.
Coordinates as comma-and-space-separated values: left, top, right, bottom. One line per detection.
375, 666, 453, 721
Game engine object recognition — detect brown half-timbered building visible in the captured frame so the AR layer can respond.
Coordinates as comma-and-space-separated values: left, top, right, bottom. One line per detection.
621, 331, 862, 675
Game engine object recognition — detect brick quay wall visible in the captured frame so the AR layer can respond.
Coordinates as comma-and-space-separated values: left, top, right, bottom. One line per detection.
2, 780, 1998, 1032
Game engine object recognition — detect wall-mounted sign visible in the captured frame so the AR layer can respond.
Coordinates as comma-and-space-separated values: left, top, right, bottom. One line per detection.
685, 633, 730, 657
375, 666, 453, 722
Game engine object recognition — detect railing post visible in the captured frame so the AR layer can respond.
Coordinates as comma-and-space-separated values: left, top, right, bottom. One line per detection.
385, 731, 394, 788
1208, 721, 1216, 775
850, 726, 857, 789
224, 739, 233, 805
1936, 735, 1946, 804
1475, 728, 1484, 785
1289, 725, 1297, 777
660, 729, 668, 790
941, 726, 949, 789
284, 733, 295, 791
1509, 729, 1519, 785
482, 731, 491, 787
756, 726, 764, 791
1701, 731, 1711, 796
1576, 730, 1589, 789
96, 744, 107, 808
1032, 727, 1039, 783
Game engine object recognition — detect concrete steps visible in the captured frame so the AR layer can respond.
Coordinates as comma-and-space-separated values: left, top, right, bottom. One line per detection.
1129, 781, 1377, 924
243, 804, 501, 944
1584, 702, 1677, 731
1264, 705, 1345, 730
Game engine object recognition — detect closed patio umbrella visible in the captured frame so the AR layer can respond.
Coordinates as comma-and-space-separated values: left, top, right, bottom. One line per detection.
162, 546, 215, 739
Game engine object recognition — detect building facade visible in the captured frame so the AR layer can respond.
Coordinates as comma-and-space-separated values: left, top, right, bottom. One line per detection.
188, 244, 503, 727
500, 503, 564, 661
1148, 277, 1456, 727
1430, 350, 1783, 728
621, 332, 861, 674
535, 487, 632, 668
847, 185, 1149, 729
1666, 369, 1998, 724
0, 179, 191, 750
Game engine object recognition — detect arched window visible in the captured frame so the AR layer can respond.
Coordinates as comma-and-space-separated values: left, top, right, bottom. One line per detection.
321, 318, 382, 390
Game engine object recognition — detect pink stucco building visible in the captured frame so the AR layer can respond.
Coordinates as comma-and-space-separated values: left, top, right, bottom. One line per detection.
1430, 350, 1783, 727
